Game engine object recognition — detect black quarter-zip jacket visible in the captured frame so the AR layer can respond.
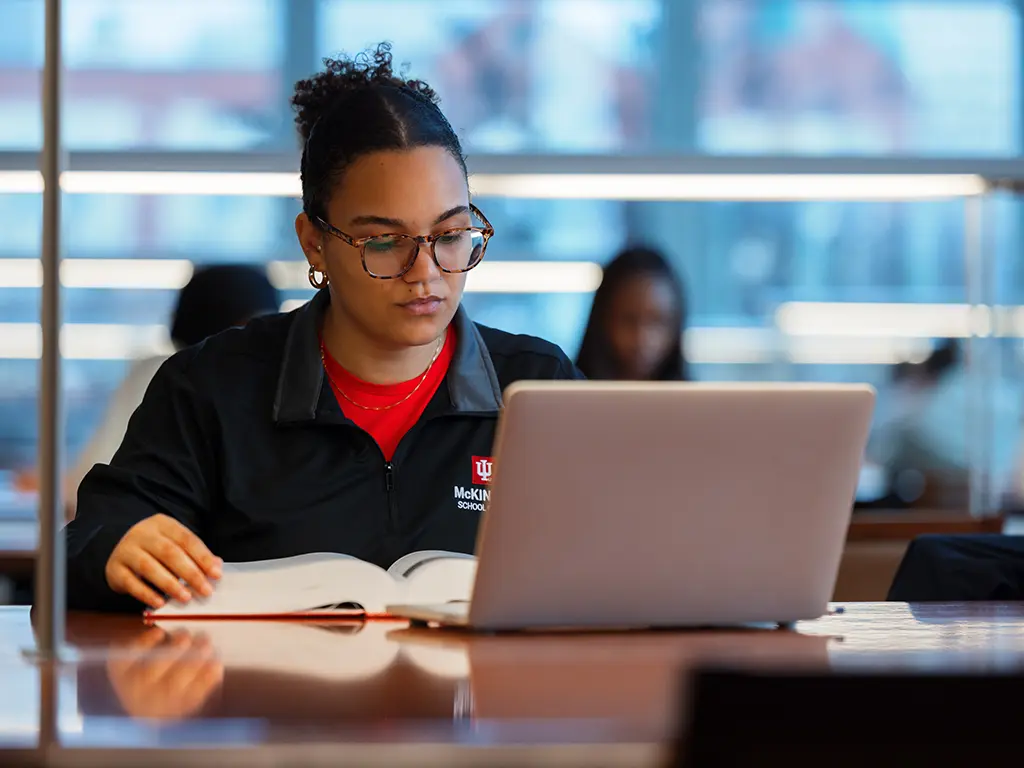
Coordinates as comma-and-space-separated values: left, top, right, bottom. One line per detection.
64, 290, 582, 612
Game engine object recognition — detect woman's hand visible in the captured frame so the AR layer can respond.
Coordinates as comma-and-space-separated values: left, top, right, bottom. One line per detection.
105, 514, 222, 609
107, 626, 223, 720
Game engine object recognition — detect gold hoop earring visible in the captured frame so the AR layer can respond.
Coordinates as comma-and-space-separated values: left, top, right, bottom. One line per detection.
308, 266, 329, 289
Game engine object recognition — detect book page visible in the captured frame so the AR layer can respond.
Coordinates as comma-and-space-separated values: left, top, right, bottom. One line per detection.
150, 552, 400, 617
387, 550, 476, 579
401, 557, 478, 606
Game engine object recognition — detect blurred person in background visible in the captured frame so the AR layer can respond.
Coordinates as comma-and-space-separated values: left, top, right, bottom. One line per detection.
866, 340, 965, 509
576, 246, 689, 381
64, 264, 280, 517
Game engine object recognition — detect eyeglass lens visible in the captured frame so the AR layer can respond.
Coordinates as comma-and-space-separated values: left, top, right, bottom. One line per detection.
363, 230, 486, 277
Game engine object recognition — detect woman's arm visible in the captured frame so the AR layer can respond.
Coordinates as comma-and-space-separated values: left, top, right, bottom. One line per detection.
65, 355, 168, 520
64, 349, 221, 612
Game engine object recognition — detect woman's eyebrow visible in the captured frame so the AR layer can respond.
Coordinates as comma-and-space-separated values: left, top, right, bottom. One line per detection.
346, 205, 470, 229
347, 214, 405, 228
432, 205, 470, 225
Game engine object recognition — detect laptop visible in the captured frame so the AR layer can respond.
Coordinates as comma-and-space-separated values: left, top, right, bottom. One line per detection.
387, 381, 875, 631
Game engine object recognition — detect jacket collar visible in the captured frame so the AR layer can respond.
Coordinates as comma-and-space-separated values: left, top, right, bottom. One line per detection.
273, 288, 503, 424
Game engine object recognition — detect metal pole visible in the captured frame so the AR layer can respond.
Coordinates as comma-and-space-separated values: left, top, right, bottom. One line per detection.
35, 0, 65, 657
963, 192, 991, 519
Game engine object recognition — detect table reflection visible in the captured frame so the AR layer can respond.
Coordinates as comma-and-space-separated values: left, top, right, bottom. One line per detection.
77, 619, 462, 726
391, 627, 832, 735
71, 617, 832, 742
105, 626, 224, 720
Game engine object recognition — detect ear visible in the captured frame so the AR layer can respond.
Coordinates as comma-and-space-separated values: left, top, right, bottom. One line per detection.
295, 213, 324, 269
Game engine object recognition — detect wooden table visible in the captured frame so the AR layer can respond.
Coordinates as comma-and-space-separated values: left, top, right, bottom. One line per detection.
3, 603, 1024, 766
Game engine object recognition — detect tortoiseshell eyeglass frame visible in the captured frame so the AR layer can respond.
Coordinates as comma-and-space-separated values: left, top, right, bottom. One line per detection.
314, 203, 494, 280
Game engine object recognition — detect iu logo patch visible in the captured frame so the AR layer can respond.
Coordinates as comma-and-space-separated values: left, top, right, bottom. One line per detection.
472, 456, 493, 485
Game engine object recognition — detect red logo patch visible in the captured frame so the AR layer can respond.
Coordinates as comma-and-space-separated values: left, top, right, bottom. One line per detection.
472, 456, 493, 485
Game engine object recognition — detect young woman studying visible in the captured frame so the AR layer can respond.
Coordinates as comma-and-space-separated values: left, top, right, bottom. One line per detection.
63, 44, 581, 613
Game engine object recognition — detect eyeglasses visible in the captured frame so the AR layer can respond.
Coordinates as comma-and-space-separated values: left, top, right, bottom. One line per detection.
315, 203, 494, 280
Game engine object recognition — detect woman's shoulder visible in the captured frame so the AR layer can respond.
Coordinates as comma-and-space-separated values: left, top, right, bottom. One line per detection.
474, 322, 569, 361
162, 310, 295, 381
473, 322, 580, 381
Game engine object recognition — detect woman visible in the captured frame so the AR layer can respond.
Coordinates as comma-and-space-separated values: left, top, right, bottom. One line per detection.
63, 44, 580, 613
64, 264, 280, 518
576, 246, 688, 381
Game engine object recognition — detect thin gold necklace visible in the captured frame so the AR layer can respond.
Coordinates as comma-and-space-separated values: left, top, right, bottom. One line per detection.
320, 332, 446, 412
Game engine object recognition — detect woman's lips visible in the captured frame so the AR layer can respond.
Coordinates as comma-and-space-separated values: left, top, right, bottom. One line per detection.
398, 297, 443, 316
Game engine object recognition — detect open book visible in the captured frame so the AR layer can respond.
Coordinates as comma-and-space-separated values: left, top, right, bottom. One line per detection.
147, 550, 477, 618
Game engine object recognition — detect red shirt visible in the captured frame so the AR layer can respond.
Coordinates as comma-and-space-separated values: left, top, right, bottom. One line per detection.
322, 328, 456, 461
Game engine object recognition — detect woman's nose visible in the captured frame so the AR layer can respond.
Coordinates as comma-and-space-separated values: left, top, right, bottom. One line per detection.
403, 240, 441, 283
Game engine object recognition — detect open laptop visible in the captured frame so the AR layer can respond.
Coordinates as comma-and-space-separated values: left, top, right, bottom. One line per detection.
387, 381, 875, 631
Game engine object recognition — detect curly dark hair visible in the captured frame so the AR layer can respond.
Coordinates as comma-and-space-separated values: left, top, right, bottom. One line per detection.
291, 42, 466, 222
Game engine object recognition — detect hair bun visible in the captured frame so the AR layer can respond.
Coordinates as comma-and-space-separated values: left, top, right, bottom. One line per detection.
291, 42, 440, 142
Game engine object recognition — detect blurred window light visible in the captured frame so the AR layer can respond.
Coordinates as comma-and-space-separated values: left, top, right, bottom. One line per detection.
469, 173, 988, 201
0, 170, 990, 201
0, 323, 171, 360
0, 259, 193, 289
775, 301, 998, 339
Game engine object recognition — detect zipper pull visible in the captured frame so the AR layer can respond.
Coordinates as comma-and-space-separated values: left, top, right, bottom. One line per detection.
384, 462, 395, 492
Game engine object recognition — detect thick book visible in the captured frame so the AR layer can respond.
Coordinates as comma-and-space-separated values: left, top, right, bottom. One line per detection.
147, 550, 477, 619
